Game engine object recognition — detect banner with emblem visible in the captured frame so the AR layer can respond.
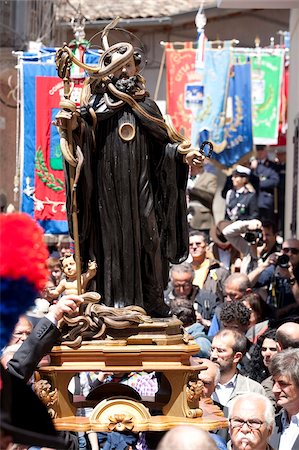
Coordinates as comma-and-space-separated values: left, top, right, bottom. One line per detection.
20, 49, 98, 234
213, 61, 253, 167
251, 52, 284, 145
165, 41, 204, 139
191, 41, 232, 151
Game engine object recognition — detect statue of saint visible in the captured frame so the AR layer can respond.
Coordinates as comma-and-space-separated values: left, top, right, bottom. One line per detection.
55, 23, 205, 316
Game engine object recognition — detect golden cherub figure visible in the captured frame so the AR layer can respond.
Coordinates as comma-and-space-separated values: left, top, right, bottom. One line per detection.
46, 253, 97, 299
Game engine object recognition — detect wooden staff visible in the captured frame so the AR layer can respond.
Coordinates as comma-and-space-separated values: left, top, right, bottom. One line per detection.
60, 64, 82, 295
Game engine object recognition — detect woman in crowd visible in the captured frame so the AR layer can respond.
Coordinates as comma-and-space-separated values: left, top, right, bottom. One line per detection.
246, 328, 279, 383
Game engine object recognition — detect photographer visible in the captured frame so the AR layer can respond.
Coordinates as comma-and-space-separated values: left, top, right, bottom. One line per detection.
248, 238, 299, 319
222, 219, 263, 274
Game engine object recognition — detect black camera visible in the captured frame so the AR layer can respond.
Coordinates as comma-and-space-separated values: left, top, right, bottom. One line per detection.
276, 254, 290, 268
244, 230, 263, 246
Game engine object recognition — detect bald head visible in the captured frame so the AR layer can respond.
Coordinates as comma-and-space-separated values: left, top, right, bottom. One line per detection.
157, 426, 217, 450
224, 273, 251, 301
276, 322, 299, 350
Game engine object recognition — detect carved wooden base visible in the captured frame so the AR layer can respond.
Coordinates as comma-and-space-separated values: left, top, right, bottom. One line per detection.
37, 317, 228, 433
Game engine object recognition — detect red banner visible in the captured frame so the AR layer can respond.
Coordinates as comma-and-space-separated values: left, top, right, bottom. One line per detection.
35, 77, 84, 222
165, 42, 203, 139
35, 76, 67, 221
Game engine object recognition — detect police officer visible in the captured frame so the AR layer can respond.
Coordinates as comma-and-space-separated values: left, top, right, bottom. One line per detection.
225, 165, 259, 221
250, 145, 280, 222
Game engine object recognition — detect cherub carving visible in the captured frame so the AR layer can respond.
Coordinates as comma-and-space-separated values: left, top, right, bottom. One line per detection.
46, 253, 97, 299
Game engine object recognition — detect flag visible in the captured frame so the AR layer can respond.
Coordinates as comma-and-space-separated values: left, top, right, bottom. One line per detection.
20, 48, 98, 234
191, 41, 232, 151
165, 41, 203, 139
251, 52, 284, 145
213, 61, 253, 167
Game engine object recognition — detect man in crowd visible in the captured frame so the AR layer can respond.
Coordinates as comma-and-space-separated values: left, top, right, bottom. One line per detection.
208, 273, 252, 336
210, 329, 265, 408
189, 230, 229, 302
7, 315, 33, 346
222, 218, 264, 274
228, 393, 275, 450
187, 162, 217, 235
169, 298, 211, 358
258, 220, 280, 261
268, 349, 299, 450
276, 321, 299, 350
165, 262, 220, 331
190, 358, 221, 399
250, 145, 280, 222
261, 322, 299, 405
219, 301, 251, 334
249, 238, 299, 317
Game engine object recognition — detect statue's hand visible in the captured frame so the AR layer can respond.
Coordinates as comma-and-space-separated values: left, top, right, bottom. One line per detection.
88, 260, 97, 271
56, 46, 73, 79
53, 100, 78, 131
184, 149, 204, 168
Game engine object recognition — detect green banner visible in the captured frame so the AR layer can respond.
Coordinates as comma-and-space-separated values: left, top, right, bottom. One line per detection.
251, 52, 284, 145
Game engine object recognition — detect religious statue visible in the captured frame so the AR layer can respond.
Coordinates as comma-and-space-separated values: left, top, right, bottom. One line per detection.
55, 19, 209, 317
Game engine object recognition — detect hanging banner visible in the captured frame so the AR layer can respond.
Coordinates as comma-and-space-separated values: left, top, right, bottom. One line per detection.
251, 52, 284, 145
165, 42, 203, 139
276, 61, 288, 146
191, 41, 232, 151
20, 49, 98, 234
213, 62, 253, 167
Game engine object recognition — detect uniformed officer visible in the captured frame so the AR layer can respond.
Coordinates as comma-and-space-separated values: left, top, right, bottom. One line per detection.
225, 165, 259, 221
250, 145, 280, 221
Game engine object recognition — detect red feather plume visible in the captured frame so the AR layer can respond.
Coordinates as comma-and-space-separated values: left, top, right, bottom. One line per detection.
0, 213, 49, 292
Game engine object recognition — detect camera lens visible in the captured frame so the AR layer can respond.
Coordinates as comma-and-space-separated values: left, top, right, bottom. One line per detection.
277, 254, 290, 268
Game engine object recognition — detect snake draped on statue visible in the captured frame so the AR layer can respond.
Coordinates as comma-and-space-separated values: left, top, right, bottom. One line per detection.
64, 93, 189, 317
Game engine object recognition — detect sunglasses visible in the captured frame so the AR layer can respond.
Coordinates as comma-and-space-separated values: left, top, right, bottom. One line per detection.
282, 247, 299, 255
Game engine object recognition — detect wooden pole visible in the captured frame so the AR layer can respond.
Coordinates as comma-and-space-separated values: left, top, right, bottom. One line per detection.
63, 73, 82, 294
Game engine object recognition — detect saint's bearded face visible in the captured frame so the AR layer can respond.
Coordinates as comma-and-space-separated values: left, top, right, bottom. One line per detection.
110, 54, 140, 95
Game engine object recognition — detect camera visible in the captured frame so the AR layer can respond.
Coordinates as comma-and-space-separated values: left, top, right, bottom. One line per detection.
276, 254, 290, 268
244, 230, 263, 246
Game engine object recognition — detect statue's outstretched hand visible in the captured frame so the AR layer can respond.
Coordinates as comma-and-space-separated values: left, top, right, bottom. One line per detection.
184, 149, 204, 168
88, 260, 97, 271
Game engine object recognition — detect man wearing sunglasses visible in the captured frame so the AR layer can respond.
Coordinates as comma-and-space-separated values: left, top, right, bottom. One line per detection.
228, 392, 275, 450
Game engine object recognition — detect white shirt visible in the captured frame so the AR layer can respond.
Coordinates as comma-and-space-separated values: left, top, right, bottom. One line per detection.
212, 374, 237, 406
279, 410, 299, 450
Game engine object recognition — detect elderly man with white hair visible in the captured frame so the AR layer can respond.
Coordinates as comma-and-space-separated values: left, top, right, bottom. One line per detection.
228, 392, 275, 450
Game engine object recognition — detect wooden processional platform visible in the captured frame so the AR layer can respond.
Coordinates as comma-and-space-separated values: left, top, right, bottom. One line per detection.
37, 317, 228, 434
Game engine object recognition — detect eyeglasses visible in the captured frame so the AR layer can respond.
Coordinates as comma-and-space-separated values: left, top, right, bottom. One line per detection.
229, 418, 264, 430
173, 282, 192, 288
282, 247, 299, 255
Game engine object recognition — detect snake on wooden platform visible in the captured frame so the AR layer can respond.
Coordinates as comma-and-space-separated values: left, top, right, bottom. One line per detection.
60, 293, 152, 349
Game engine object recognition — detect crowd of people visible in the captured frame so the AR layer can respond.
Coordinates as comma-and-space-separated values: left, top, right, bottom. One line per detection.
1, 184, 298, 450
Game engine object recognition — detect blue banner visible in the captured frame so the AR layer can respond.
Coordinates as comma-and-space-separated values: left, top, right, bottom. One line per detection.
191, 41, 231, 150
213, 62, 253, 167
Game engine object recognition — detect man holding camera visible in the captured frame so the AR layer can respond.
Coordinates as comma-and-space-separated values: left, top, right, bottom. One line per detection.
221, 218, 263, 274
249, 238, 299, 319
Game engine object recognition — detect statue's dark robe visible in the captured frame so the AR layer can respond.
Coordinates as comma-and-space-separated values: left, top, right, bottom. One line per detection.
66, 96, 189, 316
